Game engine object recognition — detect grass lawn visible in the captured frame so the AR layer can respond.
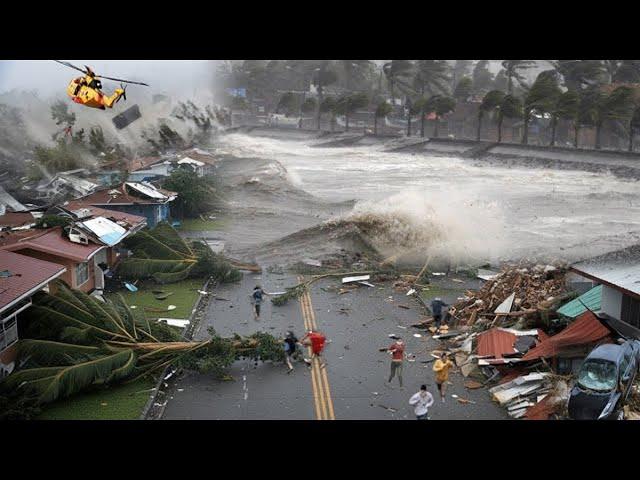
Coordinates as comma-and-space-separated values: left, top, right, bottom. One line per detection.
177, 217, 226, 232
37, 377, 155, 420
110, 278, 204, 320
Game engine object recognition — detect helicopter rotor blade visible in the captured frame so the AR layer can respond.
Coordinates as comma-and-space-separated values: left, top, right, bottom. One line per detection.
95, 75, 149, 87
53, 60, 88, 75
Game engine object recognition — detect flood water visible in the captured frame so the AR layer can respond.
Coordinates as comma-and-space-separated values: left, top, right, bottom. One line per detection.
206, 132, 640, 267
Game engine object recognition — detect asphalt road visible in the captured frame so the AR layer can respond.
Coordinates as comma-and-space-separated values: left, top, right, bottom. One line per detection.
162, 270, 508, 420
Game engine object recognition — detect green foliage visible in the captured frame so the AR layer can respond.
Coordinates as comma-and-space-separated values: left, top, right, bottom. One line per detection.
35, 214, 72, 229
335, 93, 369, 115
500, 94, 523, 120
375, 101, 393, 118
453, 77, 473, 101
472, 60, 494, 95
277, 92, 298, 115
231, 96, 248, 110
119, 222, 240, 285
162, 169, 218, 219
413, 60, 451, 96
501, 60, 536, 93
33, 141, 82, 173
552, 60, 607, 91
50, 100, 76, 127
301, 98, 317, 114
88, 126, 106, 154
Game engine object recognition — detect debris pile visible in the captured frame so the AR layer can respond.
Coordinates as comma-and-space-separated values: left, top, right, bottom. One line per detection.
450, 264, 569, 330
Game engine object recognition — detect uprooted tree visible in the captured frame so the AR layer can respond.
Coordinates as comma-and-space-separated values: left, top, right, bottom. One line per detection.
0, 281, 284, 418
117, 222, 242, 284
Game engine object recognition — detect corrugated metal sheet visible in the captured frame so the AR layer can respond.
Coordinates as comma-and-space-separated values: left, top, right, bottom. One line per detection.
522, 311, 611, 361
557, 285, 602, 319
477, 328, 517, 358
572, 245, 640, 296
80, 217, 127, 246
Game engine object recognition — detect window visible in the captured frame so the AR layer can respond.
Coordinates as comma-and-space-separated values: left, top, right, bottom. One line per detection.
75, 262, 89, 287
577, 360, 617, 392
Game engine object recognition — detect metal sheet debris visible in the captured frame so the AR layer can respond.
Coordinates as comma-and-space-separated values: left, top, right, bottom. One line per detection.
342, 275, 371, 284
158, 318, 190, 328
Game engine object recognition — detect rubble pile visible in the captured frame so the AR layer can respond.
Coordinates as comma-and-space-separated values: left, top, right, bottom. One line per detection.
450, 264, 569, 330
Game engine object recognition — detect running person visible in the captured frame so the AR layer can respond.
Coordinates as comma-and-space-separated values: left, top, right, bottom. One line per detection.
251, 285, 270, 321
283, 331, 299, 373
433, 352, 454, 402
301, 330, 327, 369
386, 337, 406, 388
409, 385, 434, 420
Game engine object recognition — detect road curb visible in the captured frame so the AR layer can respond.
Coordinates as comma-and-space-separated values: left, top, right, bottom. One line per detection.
139, 276, 216, 420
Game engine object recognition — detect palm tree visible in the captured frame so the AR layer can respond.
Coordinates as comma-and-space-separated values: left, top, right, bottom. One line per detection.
430, 96, 456, 138
551, 60, 607, 91
472, 60, 494, 96
336, 93, 369, 132
413, 60, 451, 97
580, 86, 634, 149
549, 90, 579, 147
614, 61, 640, 83
374, 101, 392, 136
477, 90, 505, 141
501, 60, 536, 94
341, 60, 374, 91
313, 62, 339, 130
383, 60, 414, 105
0, 281, 284, 411
451, 60, 473, 89
411, 97, 429, 138
453, 77, 473, 102
320, 96, 337, 132
522, 71, 562, 145
496, 95, 523, 143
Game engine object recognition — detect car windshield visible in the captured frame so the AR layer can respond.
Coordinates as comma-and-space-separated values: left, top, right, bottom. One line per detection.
578, 360, 617, 392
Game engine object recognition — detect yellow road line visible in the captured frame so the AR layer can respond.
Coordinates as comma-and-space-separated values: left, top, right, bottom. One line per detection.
301, 290, 328, 420
300, 283, 335, 420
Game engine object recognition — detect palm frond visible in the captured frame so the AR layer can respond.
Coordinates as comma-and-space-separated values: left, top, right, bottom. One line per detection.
16, 339, 101, 365
9, 350, 137, 404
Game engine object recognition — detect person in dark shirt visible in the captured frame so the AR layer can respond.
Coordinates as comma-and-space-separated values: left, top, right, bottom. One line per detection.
430, 297, 449, 328
251, 285, 270, 320
283, 331, 299, 373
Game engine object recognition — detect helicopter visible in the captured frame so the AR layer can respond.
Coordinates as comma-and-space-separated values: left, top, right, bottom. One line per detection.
55, 60, 149, 110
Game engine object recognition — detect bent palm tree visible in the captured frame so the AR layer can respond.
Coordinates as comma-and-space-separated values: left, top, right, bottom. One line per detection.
118, 222, 241, 284
0, 281, 284, 410
477, 90, 504, 141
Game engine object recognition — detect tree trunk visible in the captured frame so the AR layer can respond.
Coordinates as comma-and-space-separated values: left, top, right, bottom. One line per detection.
550, 116, 557, 146
595, 120, 602, 150
374, 116, 378, 136
477, 114, 482, 141
316, 84, 323, 130
574, 123, 580, 148
508, 75, 513, 94
629, 123, 634, 152
390, 80, 395, 106
407, 115, 412, 137
345, 112, 350, 132
330, 114, 335, 132
498, 115, 503, 143
434, 116, 439, 138
522, 113, 529, 145
420, 112, 425, 137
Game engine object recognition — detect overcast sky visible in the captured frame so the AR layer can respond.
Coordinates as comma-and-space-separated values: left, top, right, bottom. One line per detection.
0, 60, 219, 98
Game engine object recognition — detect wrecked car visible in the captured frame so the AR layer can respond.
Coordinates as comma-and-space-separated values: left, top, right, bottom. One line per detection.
568, 341, 640, 420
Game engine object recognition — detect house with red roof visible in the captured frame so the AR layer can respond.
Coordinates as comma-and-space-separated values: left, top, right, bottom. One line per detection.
0, 250, 66, 372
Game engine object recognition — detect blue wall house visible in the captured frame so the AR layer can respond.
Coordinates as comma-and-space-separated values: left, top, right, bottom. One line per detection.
74, 182, 177, 228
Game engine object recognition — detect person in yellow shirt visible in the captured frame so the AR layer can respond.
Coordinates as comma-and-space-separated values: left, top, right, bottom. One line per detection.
432, 353, 454, 402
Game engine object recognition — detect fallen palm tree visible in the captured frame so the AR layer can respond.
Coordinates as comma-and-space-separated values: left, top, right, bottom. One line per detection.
0, 281, 283, 415
271, 271, 375, 306
117, 222, 241, 284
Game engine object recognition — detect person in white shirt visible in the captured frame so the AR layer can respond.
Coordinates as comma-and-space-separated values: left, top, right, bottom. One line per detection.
409, 384, 434, 420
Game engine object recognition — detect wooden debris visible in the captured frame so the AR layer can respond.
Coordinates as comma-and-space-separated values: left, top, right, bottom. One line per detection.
464, 380, 484, 389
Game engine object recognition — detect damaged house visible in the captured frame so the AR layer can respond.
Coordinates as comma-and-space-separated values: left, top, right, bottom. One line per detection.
0, 202, 146, 293
0, 250, 67, 374
73, 182, 177, 228
569, 245, 640, 339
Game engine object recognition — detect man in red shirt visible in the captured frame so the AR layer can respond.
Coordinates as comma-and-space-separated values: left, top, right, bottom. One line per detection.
301, 330, 327, 369
386, 337, 405, 389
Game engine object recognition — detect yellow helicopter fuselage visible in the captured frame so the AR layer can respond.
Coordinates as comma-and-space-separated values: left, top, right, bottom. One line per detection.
66, 75, 124, 109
